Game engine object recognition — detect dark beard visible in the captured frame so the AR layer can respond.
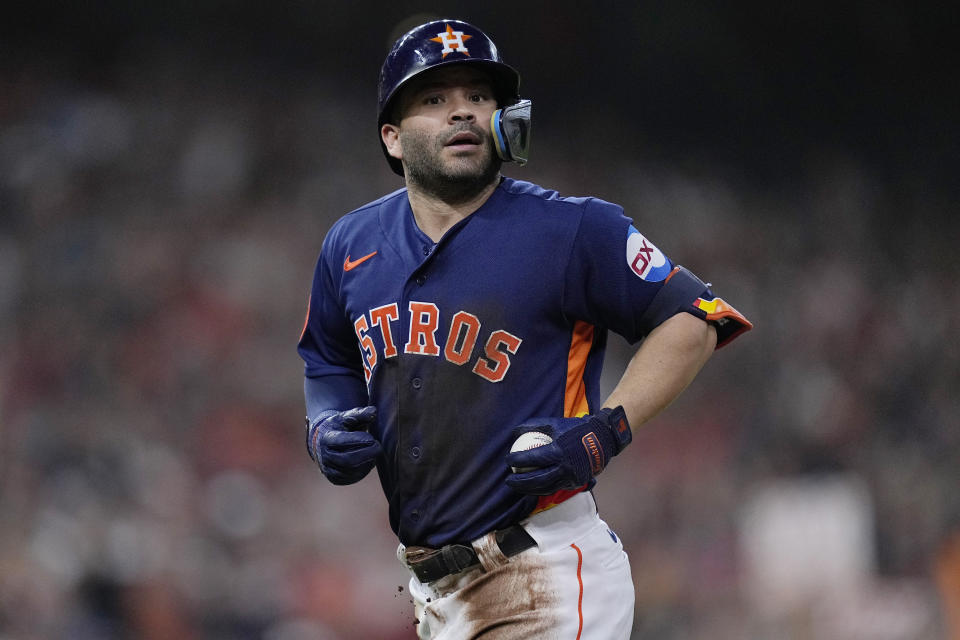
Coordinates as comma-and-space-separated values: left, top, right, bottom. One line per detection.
401, 126, 502, 204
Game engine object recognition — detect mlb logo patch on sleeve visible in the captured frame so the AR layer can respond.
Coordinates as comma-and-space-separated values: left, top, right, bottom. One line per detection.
626, 226, 672, 282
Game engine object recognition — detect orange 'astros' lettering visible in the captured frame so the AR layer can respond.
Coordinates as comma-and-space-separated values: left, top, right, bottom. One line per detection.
352, 301, 522, 383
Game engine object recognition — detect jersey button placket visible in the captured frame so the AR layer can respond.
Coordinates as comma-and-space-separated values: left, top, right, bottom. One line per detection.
411, 377, 422, 390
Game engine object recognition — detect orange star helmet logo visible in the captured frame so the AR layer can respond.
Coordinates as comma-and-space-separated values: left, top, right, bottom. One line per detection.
430, 24, 472, 58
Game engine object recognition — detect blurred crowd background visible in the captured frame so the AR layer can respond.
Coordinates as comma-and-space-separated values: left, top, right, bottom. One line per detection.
1, 2, 957, 639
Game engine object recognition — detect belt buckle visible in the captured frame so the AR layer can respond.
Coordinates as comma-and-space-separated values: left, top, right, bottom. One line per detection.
403, 545, 441, 565
403, 543, 478, 583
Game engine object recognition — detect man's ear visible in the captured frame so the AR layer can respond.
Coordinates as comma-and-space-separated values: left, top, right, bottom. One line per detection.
381, 124, 402, 160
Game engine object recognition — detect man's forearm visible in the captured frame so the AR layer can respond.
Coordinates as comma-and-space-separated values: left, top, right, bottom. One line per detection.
604, 312, 717, 428
304, 374, 369, 421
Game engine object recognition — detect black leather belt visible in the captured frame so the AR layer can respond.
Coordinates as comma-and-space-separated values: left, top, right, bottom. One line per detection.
404, 524, 537, 583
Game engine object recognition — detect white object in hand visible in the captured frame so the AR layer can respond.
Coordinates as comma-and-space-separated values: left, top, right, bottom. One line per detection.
510, 431, 553, 473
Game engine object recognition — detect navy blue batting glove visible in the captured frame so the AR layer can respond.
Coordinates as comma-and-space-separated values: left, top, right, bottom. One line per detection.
505, 407, 632, 496
305, 406, 381, 485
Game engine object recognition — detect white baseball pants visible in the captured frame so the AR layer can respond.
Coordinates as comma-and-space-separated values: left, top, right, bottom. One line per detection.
400, 492, 635, 639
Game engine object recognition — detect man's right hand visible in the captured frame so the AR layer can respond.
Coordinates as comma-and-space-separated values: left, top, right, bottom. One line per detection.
305, 406, 381, 485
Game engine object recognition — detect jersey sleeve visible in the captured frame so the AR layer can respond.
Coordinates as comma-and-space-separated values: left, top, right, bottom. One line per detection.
562, 199, 751, 347
297, 233, 366, 379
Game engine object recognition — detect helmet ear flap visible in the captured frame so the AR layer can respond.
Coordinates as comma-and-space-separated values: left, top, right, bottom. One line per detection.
491, 100, 532, 165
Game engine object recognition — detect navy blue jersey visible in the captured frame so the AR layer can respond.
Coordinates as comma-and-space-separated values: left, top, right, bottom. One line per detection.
298, 177, 749, 546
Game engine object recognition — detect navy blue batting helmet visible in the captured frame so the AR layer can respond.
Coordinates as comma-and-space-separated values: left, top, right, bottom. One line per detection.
377, 19, 522, 175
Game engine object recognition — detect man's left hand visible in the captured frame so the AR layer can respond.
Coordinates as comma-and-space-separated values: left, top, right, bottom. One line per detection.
505, 407, 632, 495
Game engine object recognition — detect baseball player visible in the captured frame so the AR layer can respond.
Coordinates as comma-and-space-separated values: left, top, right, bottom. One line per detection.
298, 18, 751, 639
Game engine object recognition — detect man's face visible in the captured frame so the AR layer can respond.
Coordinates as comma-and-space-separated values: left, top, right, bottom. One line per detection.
383, 66, 501, 195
